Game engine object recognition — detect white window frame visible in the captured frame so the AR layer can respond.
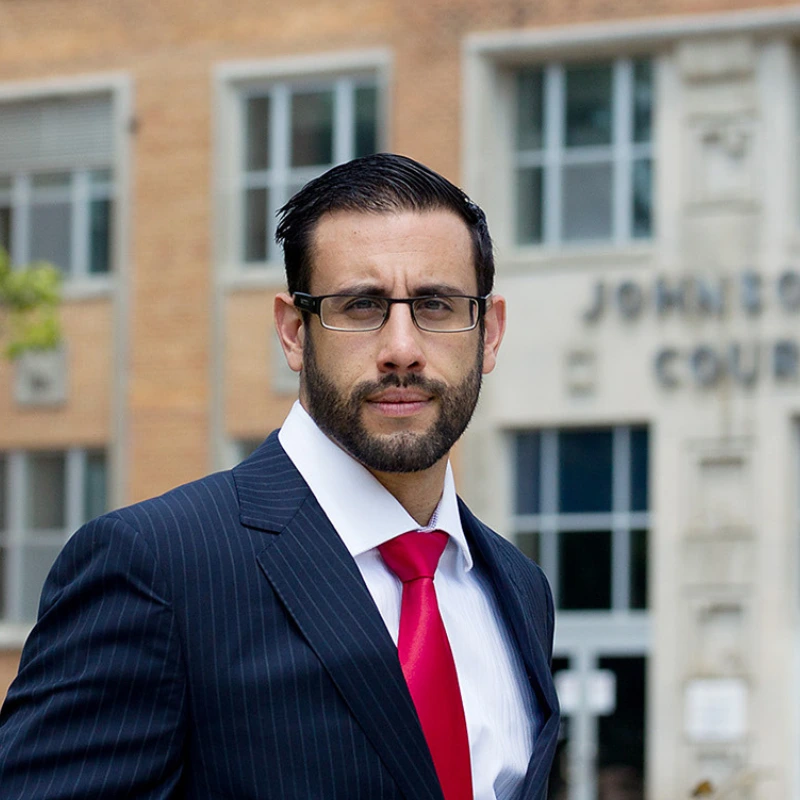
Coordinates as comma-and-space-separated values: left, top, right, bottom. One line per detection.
213, 49, 391, 288
240, 76, 380, 264
0, 168, 114, 281
513, 58, 653, 247
511, 425, 650, 614
0, 448, 107, 632
0, 74, 132, 299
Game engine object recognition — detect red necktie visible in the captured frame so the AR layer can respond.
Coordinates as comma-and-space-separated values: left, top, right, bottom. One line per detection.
379, 531, 473, 800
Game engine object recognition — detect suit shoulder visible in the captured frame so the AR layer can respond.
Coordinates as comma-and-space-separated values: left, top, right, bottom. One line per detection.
102, 469, 239, 541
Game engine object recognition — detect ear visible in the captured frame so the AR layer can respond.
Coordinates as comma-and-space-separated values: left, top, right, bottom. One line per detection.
274, 292, 305, 373
481, 294, 506, 375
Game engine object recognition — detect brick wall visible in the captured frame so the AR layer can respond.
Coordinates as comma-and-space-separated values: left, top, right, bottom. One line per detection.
0, 650, 20, 704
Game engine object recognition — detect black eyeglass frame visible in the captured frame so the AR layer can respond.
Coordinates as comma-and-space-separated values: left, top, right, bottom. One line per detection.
292, 292, 489, 333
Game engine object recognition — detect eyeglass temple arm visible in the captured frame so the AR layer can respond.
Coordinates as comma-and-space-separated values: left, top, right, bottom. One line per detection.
292, 293, 318, 313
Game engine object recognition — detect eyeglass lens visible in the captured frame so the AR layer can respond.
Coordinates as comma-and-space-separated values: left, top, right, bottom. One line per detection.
320, 296, 479, 331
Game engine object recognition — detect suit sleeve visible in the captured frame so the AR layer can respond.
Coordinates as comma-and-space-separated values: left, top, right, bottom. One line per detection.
539, 564, 556, 664
0, 514, 187, 799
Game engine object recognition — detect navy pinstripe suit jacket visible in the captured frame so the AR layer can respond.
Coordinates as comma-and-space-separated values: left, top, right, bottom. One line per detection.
0, 432, 559, 799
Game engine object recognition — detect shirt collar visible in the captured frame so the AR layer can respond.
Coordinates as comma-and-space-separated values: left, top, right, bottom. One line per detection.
277, 400, 473, 571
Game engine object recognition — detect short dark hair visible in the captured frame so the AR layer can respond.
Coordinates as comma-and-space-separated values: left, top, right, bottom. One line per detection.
275, 153, 494, 297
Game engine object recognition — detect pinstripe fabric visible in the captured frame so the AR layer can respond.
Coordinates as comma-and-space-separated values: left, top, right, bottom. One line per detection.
0, 432, 559, 799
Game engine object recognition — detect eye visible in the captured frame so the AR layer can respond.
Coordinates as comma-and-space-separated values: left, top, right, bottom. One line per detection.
415, 296, 455, 314
341, 296, 385, 316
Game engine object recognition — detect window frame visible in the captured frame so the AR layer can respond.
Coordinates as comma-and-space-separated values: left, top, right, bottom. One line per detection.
512, 57, 654, 248
239, 74, 381, 264
214, 49, 391, 286
0, 168, 115, 281
511, 425, 650, 614
0, 448, 108, 626
0, 75, 131, 299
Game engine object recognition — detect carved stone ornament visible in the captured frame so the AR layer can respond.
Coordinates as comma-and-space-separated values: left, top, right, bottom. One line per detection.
677, 36, 756, 83
14, 345, 67, 407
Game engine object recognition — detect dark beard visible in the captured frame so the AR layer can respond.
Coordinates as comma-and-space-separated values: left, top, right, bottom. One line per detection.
302, 333, 483, 474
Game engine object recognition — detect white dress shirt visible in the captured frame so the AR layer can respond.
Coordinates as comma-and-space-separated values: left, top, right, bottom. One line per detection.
279, 401, 537, 800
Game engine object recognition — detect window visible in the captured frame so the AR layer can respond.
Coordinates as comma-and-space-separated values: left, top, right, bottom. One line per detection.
513, 426, 649, 612
0, 94, 115, 278
239, 76, 380, 264
0, 449, 108, 623
514, 58, 653, 246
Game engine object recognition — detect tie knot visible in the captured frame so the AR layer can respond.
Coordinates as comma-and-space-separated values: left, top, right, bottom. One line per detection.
378, 530, 448, 583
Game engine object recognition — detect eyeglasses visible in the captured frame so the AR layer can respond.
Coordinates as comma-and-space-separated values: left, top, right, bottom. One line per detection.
293, 292, 488, 332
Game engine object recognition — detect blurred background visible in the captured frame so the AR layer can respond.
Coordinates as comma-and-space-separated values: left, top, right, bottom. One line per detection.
1, 1, 799, 798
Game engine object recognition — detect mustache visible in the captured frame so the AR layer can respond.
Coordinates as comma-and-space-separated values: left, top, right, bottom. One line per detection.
351, 372, 448, 402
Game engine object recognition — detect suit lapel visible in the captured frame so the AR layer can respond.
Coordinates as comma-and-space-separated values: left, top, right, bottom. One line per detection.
459, 500, 561, 799
234, 434, 443, 800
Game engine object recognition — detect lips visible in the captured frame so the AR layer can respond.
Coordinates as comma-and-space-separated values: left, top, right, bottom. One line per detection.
366, 390, 432, 404
365, 388, 435, 418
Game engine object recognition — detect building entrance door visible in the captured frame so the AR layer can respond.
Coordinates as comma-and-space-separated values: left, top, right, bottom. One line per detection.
549, 636, 647, 800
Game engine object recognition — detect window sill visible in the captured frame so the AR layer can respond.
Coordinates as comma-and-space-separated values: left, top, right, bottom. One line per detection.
220, 264, 287, 292
62, 276, 114, 301
498, 241, 657, 276
0, 623, 33, 650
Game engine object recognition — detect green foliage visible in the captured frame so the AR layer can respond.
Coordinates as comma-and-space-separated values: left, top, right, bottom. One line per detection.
0, 247, 62, 359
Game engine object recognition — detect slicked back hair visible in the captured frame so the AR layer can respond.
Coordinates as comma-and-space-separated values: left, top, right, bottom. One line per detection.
275, 153, 494, 297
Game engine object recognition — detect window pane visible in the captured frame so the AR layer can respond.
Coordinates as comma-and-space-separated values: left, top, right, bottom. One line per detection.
632, 59, 653, 144
84, 451, 108, 522
30, 202, 72, 272
89, 198, 112, 274
565, 63, 612, 148
561, 162, 612, 242
27, 452, 66, 529
20, 544, 63, 622
246, 95, 272, 172
516, 69, 544, 151
630, 427, 649, 512
243, 187, 268, 262
291, 90, 334, 168
632, 158, 652, 239
516, 167, 544, 245
0, 205, 10, 256
630, 528, 648, 610
559, 530, 611, 609
516, 531, 540, 563
515, 432, 540, 514
559, 429, 613, 513
89, 168, 113, 186
32, 172, 71, 189
354, 85, 378, 158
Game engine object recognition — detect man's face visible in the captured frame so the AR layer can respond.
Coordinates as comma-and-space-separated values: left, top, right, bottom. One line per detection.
279, 208, 505, 475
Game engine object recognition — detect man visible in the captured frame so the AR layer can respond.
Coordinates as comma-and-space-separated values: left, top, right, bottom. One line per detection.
0, 153, 559, 799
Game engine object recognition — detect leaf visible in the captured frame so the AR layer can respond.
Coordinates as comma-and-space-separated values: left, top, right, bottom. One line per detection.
0, 247, 63, 359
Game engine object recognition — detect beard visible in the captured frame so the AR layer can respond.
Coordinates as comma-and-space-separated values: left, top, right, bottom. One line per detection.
301, 332, 483, 474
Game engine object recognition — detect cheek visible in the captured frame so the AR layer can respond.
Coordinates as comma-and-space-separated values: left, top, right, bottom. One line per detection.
314, 337, 375, 383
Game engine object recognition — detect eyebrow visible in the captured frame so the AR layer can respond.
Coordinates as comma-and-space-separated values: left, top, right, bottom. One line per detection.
331, 283, 473, 297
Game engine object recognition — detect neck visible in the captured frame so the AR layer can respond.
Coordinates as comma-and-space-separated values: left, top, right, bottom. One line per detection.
368, 458, 448, 528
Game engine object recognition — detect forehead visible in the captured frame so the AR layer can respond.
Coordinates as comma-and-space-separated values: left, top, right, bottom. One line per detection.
308, 208, 477, 294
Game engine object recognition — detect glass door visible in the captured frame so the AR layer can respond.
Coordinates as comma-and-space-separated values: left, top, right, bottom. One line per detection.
549, 650, 646, 800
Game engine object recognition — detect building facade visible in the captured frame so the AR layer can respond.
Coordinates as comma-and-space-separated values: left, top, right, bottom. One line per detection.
1, 2, 799, 798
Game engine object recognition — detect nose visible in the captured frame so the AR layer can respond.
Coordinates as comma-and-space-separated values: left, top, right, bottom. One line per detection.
376, 302, 427, 375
